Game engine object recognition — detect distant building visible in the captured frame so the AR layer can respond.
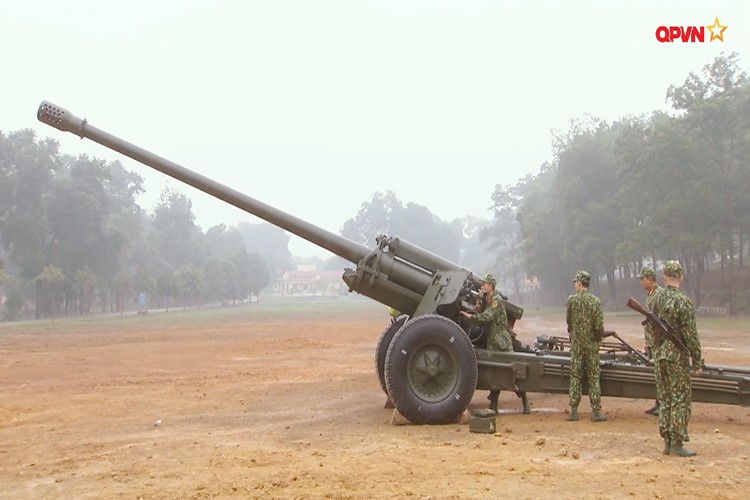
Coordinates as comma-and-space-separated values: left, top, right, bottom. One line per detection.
275, 269, 347, 297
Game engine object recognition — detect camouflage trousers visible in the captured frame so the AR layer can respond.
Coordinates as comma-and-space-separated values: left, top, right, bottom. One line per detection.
655, 359, 692, 443
646, 340, 664, 406
568, 341, 602, 412
645, 330, 655, 357
654, 358, 663, 405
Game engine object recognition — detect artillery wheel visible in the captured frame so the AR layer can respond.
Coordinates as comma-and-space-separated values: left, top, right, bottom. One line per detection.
375, 315, 408, 396
385, 314, 477, 425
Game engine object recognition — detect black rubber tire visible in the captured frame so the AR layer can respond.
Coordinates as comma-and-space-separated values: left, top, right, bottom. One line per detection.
375, 315, 408, 396
384, 314, 477, 425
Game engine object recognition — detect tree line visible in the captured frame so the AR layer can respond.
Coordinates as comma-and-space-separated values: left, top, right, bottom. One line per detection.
0, 134, 294, 320
483, 53, 750, 313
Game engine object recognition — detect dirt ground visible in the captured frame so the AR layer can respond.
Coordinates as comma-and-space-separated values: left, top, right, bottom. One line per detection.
1, 303, 749, 499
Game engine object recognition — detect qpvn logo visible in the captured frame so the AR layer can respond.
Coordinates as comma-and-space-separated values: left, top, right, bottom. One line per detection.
655, 17, 727, 43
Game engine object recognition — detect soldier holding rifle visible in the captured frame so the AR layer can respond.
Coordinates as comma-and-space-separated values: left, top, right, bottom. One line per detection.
630, 261, 703, 457
652, 260, 703, 457
637, 266, 662, 416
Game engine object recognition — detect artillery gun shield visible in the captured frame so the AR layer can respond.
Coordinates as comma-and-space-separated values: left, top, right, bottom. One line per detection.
384, 314, 477, 424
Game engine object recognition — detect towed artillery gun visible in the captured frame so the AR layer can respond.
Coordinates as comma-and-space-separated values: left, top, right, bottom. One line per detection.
37, 101, 750, 424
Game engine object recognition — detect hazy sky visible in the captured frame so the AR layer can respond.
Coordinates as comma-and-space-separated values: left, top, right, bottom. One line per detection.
2, 1, 748, 256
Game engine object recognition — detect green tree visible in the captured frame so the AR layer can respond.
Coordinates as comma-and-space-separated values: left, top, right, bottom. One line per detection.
665, 52, 749, 311
156, 271, 179, 312
176, 264, 204, 309
0, 268, 13, 286
134, 266, 156, 310
514, 165, 569, 303
0, 268, 18, 321
236, 222, 293, 285
149, 187, 206, 272
73, 266, 98, 315
3, 287, 23, 321
552, 117, 624, 307
203, 258, 227, 306
482, 184, 526, 299
341, 191, 403, 246
342, 191, 461, 262
246, 252, 270, 301
44, 156, 144, 314
0, 130, 60, 282
205, 224, 245, 260
36, 265, 64, 322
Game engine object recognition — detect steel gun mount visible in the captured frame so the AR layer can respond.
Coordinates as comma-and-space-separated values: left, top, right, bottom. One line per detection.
38, 102, 750, 423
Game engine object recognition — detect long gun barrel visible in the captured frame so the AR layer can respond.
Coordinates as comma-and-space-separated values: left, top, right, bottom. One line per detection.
36, 101, 369, 264
37, 101, 522, 321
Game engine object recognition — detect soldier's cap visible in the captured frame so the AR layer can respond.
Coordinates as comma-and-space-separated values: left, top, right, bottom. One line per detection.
663, 260, 683, 278
483, 273, 496, 287
572, 270, 591, 285
636, 267, 656, 280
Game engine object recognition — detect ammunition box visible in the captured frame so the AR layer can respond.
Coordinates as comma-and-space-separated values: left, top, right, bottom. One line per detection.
469, 415, 496, 434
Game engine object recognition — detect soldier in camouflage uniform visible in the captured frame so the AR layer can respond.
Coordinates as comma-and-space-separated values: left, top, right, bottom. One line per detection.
637, 266, 662, 416
566, 270, 607, 422
461, 274, 530, 414
653, 260, 703, 457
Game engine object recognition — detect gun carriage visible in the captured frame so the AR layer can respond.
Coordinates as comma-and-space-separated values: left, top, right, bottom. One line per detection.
37, 101, 750, 424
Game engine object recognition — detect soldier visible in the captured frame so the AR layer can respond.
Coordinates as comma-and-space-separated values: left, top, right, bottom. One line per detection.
460, 274, 530, 414
637, 266, 662, 416
653, 260, 702, 457
566, 270, 607, 422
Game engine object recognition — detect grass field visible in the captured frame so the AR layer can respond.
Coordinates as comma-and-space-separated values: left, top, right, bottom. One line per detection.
0, 296, 385, 335
2, 296, 746, 337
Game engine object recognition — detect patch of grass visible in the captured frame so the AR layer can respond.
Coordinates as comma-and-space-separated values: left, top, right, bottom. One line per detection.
4, 296, 744, 337
696, 315, 750, 331
517, 306, 566, 319
0, 297, 385, 336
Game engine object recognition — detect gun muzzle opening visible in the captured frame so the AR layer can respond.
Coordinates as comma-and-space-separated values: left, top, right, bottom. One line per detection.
37, 101, 86, 136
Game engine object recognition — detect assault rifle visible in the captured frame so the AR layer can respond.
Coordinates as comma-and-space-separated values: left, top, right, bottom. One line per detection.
626, 297, 701, 367
602, 330, 651, 365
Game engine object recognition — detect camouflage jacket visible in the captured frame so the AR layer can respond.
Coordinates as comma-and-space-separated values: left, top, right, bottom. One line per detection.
473, 291, 512, 351
643, 284, 663, 336
566, 288, 604, 345
653, 285, 702, 367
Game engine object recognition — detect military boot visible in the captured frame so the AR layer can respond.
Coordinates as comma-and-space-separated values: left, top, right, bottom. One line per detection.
644, 401, 659, 415
670, 442, 697, 457
662, 438, 671, 455
488, 390, 499, 414
521, 394, 531, 414
590, 410, 608, 422
566, 408, 579, 421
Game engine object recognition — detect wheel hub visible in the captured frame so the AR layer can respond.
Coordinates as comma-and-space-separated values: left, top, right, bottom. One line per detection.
407, 343, 458, 402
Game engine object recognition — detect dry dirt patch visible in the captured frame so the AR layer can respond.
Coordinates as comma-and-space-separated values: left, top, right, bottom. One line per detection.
1, 302, 748, 499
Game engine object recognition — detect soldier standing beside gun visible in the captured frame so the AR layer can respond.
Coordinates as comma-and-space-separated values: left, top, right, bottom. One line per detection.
566, 270, 607, 422
637, 266, 662, 416
653, 260, 702, 457
460, 274, 530, 414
